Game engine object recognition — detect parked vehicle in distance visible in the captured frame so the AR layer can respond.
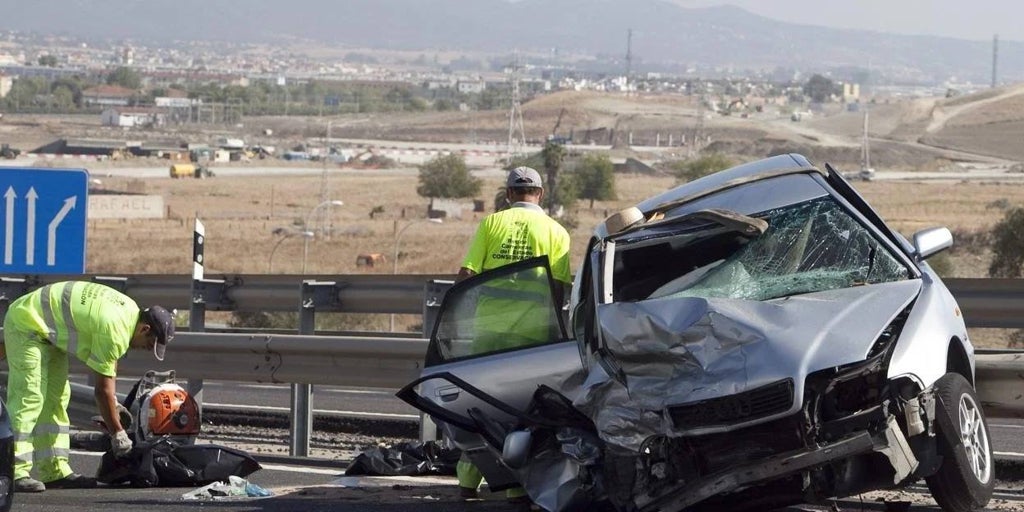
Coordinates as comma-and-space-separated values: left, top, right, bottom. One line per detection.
169, 164, 213, 179
399, 153, 993, 512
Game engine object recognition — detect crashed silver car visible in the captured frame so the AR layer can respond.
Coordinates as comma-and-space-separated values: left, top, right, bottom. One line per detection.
398, 154, 993, 512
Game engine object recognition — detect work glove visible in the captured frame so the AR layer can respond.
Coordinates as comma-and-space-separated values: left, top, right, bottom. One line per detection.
116, 403, 133, 431
110, 429, 132, 458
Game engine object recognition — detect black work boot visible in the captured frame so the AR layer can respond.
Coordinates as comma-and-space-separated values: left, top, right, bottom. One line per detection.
45, 473, 97, 489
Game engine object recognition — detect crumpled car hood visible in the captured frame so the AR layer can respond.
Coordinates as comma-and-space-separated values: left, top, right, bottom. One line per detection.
574, 279, 921, 452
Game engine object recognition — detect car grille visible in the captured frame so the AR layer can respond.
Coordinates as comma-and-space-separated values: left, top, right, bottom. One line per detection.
668, 379, 794, 430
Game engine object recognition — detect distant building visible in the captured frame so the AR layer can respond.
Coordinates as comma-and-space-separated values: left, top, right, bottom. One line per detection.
101, 107, 166, 128
0, 74, 11, 98
842, 83, 861, 102
456, 80, 485, 94
83, 85, 136, 107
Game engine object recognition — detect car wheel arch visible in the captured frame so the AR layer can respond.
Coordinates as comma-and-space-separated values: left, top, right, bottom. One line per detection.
945, 337, 974, 387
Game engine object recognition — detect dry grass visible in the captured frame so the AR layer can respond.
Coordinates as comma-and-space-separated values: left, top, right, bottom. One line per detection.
87, 173, 1023, 276
86, 172, 679, 276
85, 171, 1024, 344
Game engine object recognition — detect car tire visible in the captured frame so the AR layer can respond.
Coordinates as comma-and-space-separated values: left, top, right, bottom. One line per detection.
924, 372, 994, 512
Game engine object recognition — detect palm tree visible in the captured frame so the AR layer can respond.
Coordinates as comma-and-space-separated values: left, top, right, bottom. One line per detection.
541, 141, 566, 215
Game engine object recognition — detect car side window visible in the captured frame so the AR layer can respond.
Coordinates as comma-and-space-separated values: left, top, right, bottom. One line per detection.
427, 257, 566, 365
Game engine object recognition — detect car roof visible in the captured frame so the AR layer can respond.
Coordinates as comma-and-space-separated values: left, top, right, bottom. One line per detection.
636, 153, 821, 216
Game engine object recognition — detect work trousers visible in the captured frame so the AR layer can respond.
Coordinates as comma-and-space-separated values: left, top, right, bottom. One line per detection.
4, 325, 73, 482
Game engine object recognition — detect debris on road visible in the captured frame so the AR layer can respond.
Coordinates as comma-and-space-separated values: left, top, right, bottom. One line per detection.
181, 475, 273, 500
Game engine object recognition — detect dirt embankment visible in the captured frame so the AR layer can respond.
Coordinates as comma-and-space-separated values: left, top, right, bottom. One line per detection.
5, 86, 1024, 172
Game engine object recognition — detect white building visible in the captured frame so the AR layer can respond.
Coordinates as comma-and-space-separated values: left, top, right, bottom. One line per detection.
0, 75, 12, 98
457, 80, 486, 94
101, 107, 165, 128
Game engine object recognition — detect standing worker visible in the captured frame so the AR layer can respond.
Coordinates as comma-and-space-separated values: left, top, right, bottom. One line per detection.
2, 281, 175, 492
455, 166, 572, 505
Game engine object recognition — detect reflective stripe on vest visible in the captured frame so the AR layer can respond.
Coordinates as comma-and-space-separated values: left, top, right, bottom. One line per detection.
32, 423, 70, 436
34, 447, 70, 460
38, 283, 79, 355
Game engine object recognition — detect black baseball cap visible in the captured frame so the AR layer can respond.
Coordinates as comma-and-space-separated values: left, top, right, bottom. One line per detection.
143, 306, 175, 361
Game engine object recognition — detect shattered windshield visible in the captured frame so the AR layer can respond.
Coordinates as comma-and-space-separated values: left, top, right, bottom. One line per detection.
609, 197, 910, 302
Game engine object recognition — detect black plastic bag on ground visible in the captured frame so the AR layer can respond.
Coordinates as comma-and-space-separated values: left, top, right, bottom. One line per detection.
344, 441, 459, 477
98, 438, 262, 487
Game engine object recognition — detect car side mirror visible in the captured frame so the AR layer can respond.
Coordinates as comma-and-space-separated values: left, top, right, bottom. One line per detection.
502, 429, 533, 469
912, 227, 953, 260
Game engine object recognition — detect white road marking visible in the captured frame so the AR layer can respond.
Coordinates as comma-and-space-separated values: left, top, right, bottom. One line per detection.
330, 475, 454, 487
259, 463, 343, 476
203, 402, 419, 420
994, 451, 1024, 457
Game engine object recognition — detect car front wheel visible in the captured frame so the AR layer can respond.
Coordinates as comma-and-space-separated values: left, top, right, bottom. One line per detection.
924, 372, 994, 512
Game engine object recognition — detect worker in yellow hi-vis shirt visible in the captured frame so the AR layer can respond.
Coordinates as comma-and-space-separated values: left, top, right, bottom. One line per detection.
454, 166, 571, 506
2, 281, 175, 493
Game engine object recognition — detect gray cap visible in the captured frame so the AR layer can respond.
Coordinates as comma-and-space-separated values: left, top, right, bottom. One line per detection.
506, 166, 543, 189
143, 306, 175, 361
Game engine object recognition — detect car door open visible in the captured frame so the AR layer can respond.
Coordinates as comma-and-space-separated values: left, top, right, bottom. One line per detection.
397, 256, 583, 445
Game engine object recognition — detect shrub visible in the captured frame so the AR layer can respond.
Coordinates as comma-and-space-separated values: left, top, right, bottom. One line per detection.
667, 153, 734, 183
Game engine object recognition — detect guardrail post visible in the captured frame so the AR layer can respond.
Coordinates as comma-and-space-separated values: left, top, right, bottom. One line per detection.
422, 279, 453, 337
188, 220, 207, 409
419, 280, 453, 442
289, 281, 317, 456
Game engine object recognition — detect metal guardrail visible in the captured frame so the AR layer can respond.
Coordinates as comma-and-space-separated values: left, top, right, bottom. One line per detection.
0, 274, 1021, 327
0, 273, 450, 315
975, 351, 1024, 419
945, 278, 1024, 329
2, 273, 1024, 451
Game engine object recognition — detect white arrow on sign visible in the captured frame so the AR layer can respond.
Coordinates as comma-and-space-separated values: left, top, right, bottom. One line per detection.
47, 196, 77, 266
25, 187, 37, 265
3, 187, 14, 265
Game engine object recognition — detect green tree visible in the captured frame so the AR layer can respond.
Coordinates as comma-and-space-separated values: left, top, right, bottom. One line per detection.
574, 153, 617, 208
434, 98, 454, 111
476, 88, 505, 110
51, 86, 75, 110
803, 74, 837, 103
106, 66, 141, 89
37, 55, 58, 67
50, 77, 83, 108
416, 153, 482, 199
3, 77, 46, 109
989, 207, 1024, 278
669, 153, 734, 183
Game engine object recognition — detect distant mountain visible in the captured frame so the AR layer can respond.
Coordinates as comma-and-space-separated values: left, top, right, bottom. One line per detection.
4, 0, 1017, 83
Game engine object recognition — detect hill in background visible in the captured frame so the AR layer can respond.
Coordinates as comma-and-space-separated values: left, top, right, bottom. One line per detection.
5, 0, 1020, 84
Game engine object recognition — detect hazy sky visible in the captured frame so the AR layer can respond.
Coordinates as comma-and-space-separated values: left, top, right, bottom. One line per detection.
677, 0, 1016, 41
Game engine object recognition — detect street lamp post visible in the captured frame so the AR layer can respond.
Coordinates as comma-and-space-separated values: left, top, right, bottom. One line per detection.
391, 218, 443, 331
269, 229, 314, 272
302, 199, 344, 274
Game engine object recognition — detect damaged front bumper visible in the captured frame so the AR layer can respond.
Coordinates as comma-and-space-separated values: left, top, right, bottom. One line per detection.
634, 416, 917, 512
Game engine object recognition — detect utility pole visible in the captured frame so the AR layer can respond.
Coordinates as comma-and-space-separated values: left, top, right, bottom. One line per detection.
691, 94, 706, 157
992, 34, 999, 89
506, 51, 526, 160
625, 28, 633, 96
318, 120, 333, 237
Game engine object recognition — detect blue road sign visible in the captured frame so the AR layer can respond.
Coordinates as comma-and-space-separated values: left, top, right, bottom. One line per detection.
0, 167, 88, 274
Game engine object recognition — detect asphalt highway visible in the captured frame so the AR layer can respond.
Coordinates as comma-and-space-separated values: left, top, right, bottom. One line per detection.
10, 449, 1024, 512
